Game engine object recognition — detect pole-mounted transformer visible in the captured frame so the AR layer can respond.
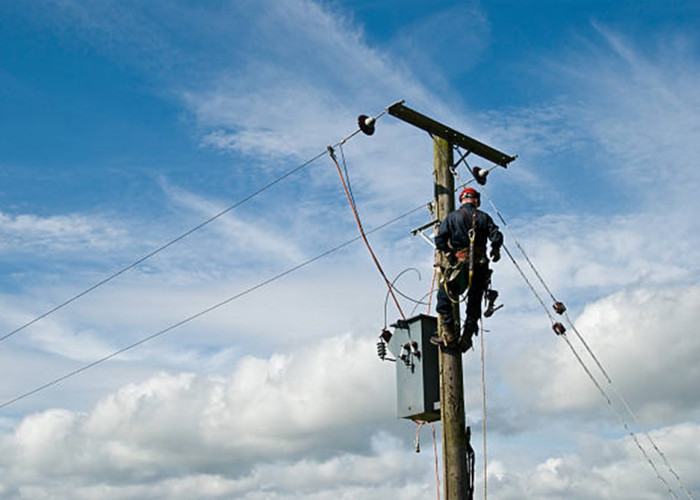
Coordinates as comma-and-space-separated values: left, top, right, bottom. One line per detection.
378, 315, 440, 422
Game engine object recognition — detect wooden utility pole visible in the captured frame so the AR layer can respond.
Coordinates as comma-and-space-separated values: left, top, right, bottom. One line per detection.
386, 101, 516, 500
433, 137, 470, 499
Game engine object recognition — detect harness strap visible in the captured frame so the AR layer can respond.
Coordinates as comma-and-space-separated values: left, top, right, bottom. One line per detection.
468, 228, 475, 288
460, 206, 478, 289
440, 206, 484, 302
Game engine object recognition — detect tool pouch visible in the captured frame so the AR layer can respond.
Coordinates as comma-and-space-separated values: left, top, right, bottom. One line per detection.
443, 261, 469, 295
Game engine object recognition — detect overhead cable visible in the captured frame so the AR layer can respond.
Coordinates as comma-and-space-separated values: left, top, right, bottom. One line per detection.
473, 170, 612, 382
467, 162, 692, 499
499, 228, 683, 498
0, 154, 320, 346
0, 106, 391, 347
0, 203, 425, 410
479, 321, 489, 500
328, 144, 406, 320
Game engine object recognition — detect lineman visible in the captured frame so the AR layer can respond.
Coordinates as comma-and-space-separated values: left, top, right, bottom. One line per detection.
434, 187, 503, 352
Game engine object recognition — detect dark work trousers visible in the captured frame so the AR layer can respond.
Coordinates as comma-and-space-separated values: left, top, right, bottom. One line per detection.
436, 262, 489, 333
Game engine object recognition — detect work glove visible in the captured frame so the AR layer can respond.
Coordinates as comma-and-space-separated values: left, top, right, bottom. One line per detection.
490, 247, 501, 262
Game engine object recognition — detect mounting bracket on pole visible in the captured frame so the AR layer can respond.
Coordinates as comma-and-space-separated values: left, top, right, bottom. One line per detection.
387, 102, 517, 168
410, 219, 439, 248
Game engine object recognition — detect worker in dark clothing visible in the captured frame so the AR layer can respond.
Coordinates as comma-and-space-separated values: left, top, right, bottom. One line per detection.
434, 187, 503, 351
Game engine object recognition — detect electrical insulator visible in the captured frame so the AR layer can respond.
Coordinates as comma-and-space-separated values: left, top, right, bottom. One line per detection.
553, 302, 566, 315
472, 166, 489, 185
552, 322, 566, 336
357, 114, 376, 135
399, 344, 412, 367
377, 340, 387, 360
380, 328, 392, 343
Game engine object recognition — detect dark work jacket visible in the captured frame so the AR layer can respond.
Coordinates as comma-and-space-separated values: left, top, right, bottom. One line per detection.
434, 202, 503, 254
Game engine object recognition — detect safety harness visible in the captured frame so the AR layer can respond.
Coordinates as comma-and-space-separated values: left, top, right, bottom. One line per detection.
442, 207, 480, 303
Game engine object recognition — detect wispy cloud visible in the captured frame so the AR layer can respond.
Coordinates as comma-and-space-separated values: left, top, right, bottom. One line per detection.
2, 2, 700, 499
161, 182, 309, 264
0, 211, 128, 255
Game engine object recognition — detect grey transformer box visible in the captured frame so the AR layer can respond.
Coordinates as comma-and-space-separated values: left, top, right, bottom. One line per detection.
384, 314, 440, 422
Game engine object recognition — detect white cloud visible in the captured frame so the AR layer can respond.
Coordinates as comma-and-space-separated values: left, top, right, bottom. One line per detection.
0, 211, 128, 255
0, 334, 412, 498
486, 422, 700, 499
3, 3, 700, 500
180, 0, 418, 156
547, 286, 700, 420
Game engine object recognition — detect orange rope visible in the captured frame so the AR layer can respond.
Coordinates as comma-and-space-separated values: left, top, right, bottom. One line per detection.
431, 422, 441, 500
427, 265, 437, 314
415, 420, 441, 500
328, 146, 406, 320
426, 209, 438, 313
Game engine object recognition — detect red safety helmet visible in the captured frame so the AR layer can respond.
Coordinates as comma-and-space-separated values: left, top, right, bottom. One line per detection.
459, 187, 480, 202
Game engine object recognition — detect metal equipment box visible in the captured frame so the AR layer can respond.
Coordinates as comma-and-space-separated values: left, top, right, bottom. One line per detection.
387, 314, 440, 421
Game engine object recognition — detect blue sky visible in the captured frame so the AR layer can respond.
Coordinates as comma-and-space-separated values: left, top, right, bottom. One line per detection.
1, 1, 700, 499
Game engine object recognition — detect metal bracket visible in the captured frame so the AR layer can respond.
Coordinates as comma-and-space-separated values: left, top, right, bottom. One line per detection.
410, 219, 439, 248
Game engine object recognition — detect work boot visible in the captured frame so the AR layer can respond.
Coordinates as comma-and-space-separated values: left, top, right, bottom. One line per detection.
430, 333, 463, 352
429, 335, 446, 347
483, 290, 501, 318
430, 316, 458, 350
463, 318, 479, 337
457, 334, 473, 352
458, 319, 479, 353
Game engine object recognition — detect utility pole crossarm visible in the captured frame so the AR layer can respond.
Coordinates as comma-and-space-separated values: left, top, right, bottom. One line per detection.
387, 102, 517, 168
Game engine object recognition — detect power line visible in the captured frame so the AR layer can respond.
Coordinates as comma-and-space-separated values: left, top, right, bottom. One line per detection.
0, 203, 425, 410
467, 165, 693, 499
0, 153, 324, 346
0, 110, 389, 347
427, 149, 691, 498
328, 145, 406, 320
